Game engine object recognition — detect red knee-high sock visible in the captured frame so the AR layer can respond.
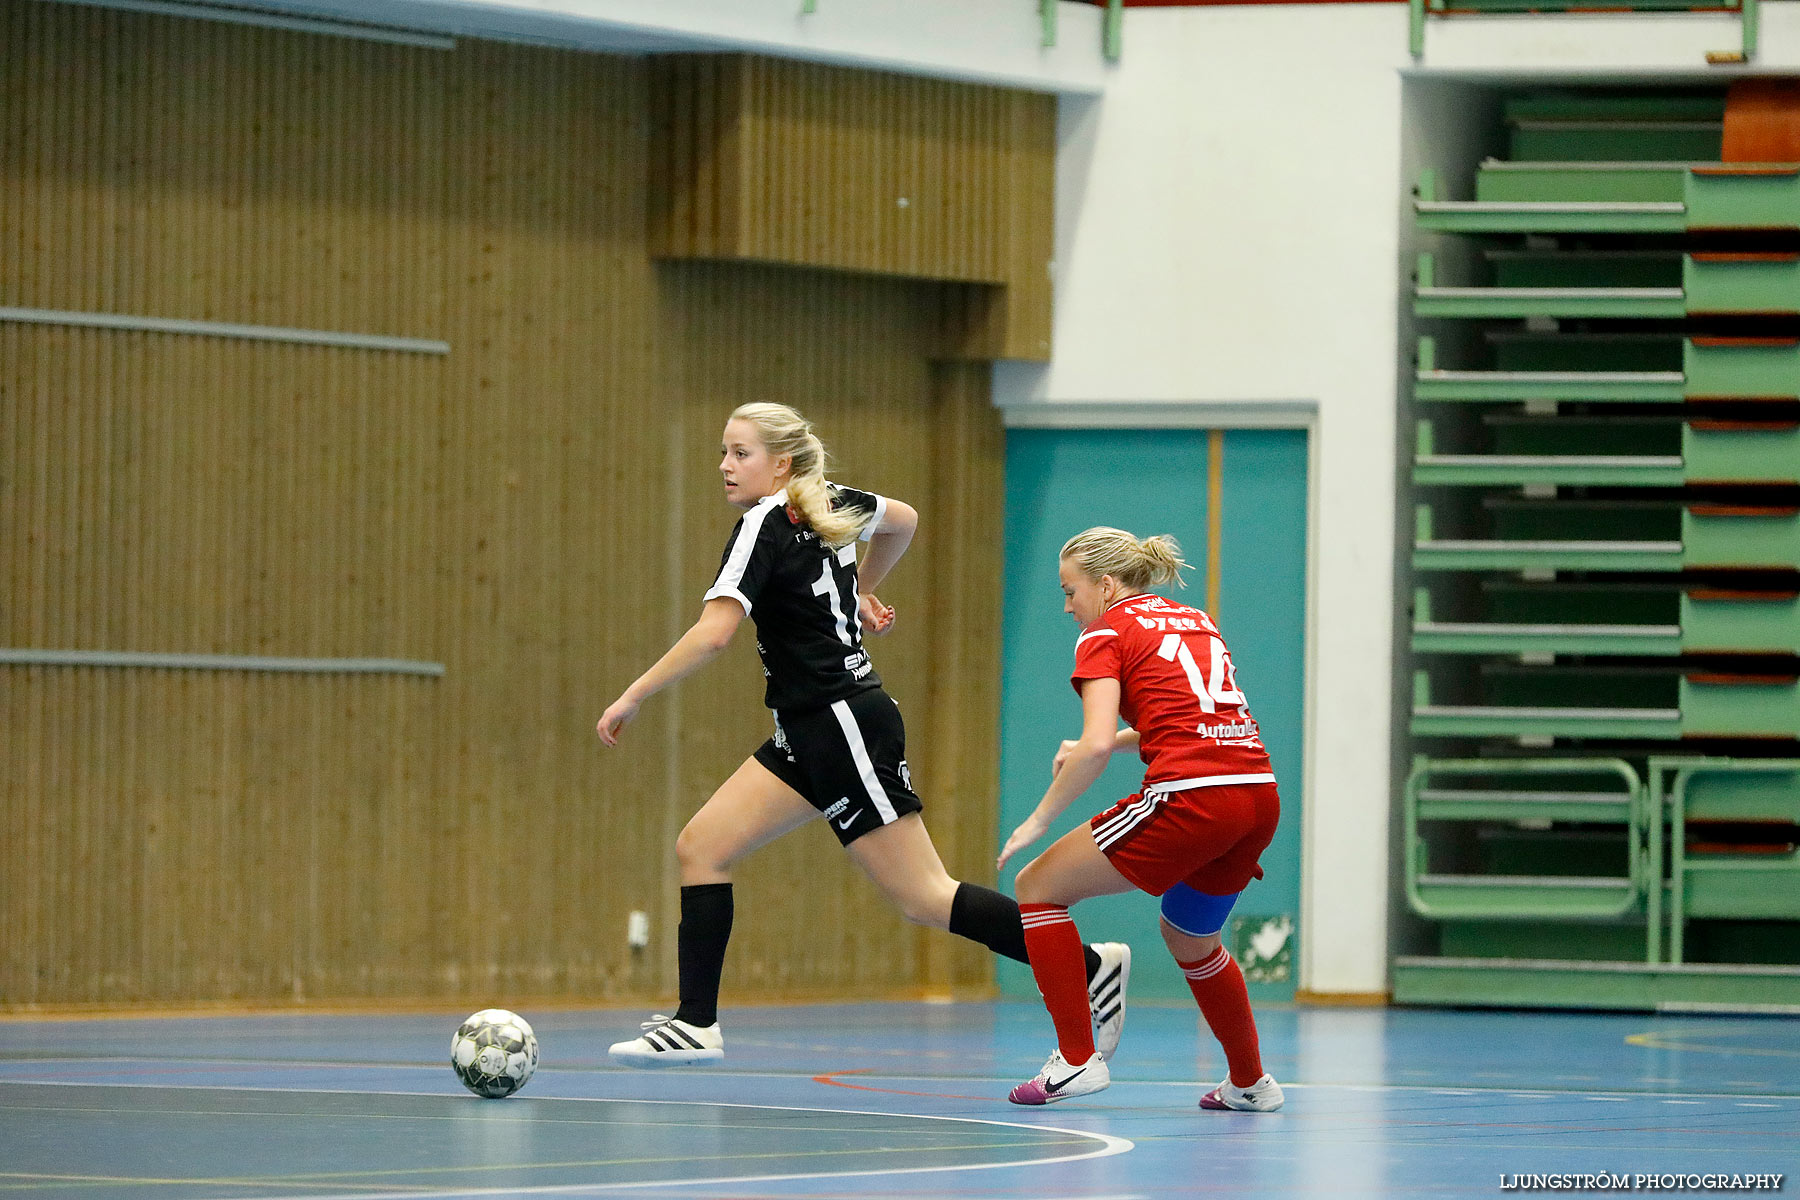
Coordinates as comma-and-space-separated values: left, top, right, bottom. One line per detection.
1020, 903, 1095, 1064
1180, 945, 1264, 1087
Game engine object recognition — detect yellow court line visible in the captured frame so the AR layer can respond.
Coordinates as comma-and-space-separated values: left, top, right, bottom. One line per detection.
1625, 1031, 1800, 1059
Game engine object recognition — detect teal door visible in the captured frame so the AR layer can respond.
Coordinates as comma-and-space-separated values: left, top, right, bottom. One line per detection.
998, 427, 1308, 1004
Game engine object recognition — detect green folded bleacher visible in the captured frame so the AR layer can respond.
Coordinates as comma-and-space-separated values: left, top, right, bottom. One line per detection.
1416, 250, 1800, 318
1398, 86, 1800, 1012
1412, 584, 1800, 657
1413, 500, 1800, 572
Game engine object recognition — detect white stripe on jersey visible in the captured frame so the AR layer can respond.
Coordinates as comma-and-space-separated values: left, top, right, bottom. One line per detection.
830, 699, 900, 825
702, 495, 782, 615
859, 493, 888, 542
1075, 628, 1119, 647
834, 542, 863, 641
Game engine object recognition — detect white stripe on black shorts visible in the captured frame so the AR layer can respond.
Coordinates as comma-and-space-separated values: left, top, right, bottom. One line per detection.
753, 687, 923, 845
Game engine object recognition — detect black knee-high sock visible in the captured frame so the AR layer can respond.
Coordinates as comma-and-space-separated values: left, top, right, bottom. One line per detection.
674, 883, 733, 1028
950, 883, 1102, 980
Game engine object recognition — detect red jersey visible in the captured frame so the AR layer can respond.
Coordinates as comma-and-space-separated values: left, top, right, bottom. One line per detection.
1071, 592, 1275, 788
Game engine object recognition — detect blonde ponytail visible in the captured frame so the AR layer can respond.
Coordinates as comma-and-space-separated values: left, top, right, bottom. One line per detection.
729, 403, 868, 547
1059, 526, 1189, 591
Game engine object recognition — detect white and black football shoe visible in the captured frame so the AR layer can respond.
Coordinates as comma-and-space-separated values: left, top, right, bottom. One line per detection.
608, 1015, 724, 1067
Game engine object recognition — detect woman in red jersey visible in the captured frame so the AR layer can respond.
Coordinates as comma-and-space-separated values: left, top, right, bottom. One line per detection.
997, 526, 1285, 1111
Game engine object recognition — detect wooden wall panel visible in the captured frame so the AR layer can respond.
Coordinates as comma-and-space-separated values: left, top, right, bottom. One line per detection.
916, 362, 1009, 987
2, 5, 1010, 1009
650, 55, 1055, 361
428, 39, 668, 1004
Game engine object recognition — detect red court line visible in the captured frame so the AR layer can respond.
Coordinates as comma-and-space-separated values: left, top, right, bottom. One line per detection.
812, 1068, 996, 1103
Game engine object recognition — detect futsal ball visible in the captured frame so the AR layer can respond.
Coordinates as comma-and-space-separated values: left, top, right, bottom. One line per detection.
451, 1009, 539, 1098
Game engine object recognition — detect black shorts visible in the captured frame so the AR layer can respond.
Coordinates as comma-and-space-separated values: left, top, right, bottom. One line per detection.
753, 688, 924, 846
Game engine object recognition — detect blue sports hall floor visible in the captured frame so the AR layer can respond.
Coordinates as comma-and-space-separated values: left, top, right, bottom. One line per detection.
2, 999, 1795, 1198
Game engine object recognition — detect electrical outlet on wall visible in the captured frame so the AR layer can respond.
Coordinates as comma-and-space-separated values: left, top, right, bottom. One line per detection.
627, 910, 649, 949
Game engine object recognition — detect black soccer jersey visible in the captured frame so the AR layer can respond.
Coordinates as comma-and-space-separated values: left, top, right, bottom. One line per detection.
704, 484, 889, 712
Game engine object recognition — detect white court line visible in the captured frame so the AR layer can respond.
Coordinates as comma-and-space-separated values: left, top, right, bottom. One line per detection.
6, 1062, 1798, 1103
1, 1079, 1134, 1200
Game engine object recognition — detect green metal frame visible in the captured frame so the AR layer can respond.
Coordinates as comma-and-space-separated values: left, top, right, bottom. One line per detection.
1412, 668, 1800, 741
1647, 757, 1800, 964
1399, 750, 1800, 1010
1411, 503, 1800, 575
1415, 168, 1686, 235
1410, 418, 1800, 488
1409, 0, 1758, 63
1414, 334, 1800, 405
1410, 588, 1683, 656
1041, 0, 1121, 62
1413, 536, 1685, 575
1412, 622, 1682, 656
1393, 955, 1800, 1011
1403, 756, 1645, 921
1413, 337, 1685, 403
1415, 252, 1684, 319
1410, 587, 1800, 657
1415, 162, 1800, 235
1475, 161, 1690, 205
1414, 368, 1683, 404
1411, 670, 1683, 739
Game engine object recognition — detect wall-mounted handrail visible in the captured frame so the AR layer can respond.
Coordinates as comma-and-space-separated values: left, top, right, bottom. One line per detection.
0, 306, 448, 355
0, 649, 444, 676
1411, 0, 1757, 64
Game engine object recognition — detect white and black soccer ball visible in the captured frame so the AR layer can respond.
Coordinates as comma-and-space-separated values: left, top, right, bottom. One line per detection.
451, 1009, 539, 1098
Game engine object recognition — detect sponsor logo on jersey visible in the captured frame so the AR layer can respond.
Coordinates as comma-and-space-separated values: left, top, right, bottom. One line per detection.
1133, 613, 1218, 634
1198, 719, 1261, 741
843, 650, 872, 680
823, 797, 851, 822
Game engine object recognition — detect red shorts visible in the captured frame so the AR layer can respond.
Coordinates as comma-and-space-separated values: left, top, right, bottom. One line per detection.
1088, 778, 1280, 897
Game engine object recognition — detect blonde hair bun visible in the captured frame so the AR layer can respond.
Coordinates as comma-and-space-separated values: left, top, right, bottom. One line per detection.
1060, 526, 1189, 591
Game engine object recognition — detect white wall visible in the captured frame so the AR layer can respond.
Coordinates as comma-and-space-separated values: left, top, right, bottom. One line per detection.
1002, 7, 1413, 995
996, 3, 1800, 994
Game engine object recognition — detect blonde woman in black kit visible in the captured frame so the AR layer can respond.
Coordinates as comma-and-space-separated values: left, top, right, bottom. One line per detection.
597, 402, 1129, 1065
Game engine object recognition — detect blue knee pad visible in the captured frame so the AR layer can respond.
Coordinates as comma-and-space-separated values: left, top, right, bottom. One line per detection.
1160, 883, 1240, 938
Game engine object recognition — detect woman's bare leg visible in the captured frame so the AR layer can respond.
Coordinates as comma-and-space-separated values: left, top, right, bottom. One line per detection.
676, 756, 819, 884
841, 812, 959, 928
666, 757, 817, 1031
